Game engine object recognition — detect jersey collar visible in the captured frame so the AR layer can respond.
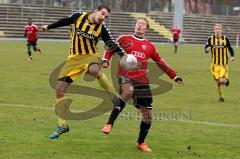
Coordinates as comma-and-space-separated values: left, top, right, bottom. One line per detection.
132, 34, 145, 41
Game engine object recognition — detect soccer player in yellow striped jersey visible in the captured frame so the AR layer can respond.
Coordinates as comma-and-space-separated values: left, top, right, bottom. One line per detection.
205, 24, 234, 102
41, 5, 126, 139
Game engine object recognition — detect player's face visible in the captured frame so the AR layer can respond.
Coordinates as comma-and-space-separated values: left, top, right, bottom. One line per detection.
214, 26, 223, 37
28, 19, 32, 25
94, 8, 110, 24
135, 19, 148, 36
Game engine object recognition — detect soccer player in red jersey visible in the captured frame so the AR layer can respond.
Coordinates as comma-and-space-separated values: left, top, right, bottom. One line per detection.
101, 17, 184, 152
171, 25, 181, 53
24, 18, 41, 60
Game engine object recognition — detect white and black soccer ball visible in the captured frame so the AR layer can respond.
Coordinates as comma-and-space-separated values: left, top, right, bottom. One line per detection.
120, 54, 138, 71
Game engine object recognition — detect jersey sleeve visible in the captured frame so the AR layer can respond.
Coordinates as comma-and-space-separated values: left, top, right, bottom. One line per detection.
47, 12, 82, 30
226, 36, 234, 57
35, 25, 39, 32
150, 46, 177, 79
102, 49, 113, 62
102, 36, 123, 62
205, 36, 211, 53
101, 23, 125, 57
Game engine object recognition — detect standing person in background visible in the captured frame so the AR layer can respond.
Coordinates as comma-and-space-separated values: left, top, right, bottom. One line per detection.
205, 24, 234, 102
171, 25, 181, 53
24, 18, 41, 60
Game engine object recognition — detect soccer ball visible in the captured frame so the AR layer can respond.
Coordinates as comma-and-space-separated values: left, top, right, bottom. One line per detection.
120, 54, 138, 71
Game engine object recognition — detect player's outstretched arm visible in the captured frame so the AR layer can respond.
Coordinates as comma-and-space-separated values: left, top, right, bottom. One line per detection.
205, 37, 211, 53
101, 23, 126, 57
40, 12, 82, 32
226, 37, 235, 63
151, 48, 183, 85
101, 48, 114, 68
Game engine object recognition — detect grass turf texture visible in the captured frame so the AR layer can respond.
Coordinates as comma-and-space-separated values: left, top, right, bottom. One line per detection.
0, 41, 239, 159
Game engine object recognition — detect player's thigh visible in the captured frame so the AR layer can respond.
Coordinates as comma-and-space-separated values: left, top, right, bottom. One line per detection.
118, 75, 134, 97
173, 39, 179, 45
55, 80, 70, 93
32, 42, 38, 51
219, 65, 228, 79
133, 85, 153, 110
211, 64, 221, 80
120, 82, 134, 97
59, 56, 88, 82
27, 42, 32, 49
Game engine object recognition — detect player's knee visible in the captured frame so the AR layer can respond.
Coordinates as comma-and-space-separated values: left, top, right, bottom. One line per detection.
88, 63, 100, 77
141, 108, 152, 123
219, 78, 226, 84
56, 88, 65, 98
33, 47, 37, 51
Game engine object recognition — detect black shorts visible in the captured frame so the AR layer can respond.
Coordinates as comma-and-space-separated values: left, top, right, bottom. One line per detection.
173, 39, 179, 43
27, 41, 37, 47
118, 75, 153, 109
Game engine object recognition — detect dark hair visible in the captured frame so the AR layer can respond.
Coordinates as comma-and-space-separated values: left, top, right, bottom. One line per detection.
97, 5, 111, 13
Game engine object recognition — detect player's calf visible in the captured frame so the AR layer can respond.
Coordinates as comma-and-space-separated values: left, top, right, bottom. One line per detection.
102, 97, 126, 134
33, 46, 41, 53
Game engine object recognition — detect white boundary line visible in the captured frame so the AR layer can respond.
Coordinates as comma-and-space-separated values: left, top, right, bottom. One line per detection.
0, 103, 240, 128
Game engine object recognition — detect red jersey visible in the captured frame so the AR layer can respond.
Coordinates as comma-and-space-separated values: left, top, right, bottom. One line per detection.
103, 35, 177, 84
171, 28, 181, 40
24, 24, 39, 42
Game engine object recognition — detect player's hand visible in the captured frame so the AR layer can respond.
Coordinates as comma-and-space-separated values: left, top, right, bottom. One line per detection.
133, 62, 141, 71
101, 60, 109, 68
205, 46, 211, 53
41, 25, 48, 32
230, 56, 234, 63
174, 77, 184, 85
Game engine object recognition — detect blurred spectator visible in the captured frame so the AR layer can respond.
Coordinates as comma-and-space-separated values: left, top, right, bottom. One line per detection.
121, 0, 129, 11
205, 0, 211, 15
198, 0, 204, 14
10, 0, 17, 4
53, 0, 61, 7
114, 0, 122, 11
185, 0, 212, 15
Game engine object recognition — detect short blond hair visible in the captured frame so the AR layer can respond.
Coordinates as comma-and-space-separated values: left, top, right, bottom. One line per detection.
136, 17, 150, 29
214, 23, 223, 29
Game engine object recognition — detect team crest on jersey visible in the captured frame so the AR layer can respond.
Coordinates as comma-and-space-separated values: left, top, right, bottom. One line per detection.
142, 45, 147, 50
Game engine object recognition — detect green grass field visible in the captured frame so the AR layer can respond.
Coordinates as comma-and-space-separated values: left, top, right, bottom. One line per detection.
0, 41, 239, 159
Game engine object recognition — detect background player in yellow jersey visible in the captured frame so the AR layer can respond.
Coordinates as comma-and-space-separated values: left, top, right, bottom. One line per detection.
205, 24, 234, 102
41, 5, 125, 139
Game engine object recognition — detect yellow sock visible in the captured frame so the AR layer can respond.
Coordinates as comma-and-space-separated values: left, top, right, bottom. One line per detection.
217, 86, 223, 98
55, 97, 68, 128
97, 73, 115, 94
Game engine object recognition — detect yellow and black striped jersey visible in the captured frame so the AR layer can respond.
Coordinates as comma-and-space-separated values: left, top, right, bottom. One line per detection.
205, 35, 234, 65
47, 11, 125, 56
